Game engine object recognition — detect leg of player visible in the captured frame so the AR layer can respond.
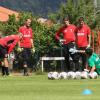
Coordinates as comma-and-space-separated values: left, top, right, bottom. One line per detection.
23, 62, 29, 76
4, 57, 10, 76
1, 66, 5, 76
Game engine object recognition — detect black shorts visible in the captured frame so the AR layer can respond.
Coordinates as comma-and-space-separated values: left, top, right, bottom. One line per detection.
63, 42, 79, 62
21, 48, 32, 65
0, 45, 8, 58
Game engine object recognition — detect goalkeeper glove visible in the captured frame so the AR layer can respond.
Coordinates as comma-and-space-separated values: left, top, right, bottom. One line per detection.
31, 47, 35, 53
69, 48, 78, 54
17, 47, 23, 52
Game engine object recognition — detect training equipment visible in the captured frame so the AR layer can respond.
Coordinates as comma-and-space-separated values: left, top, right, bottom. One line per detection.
67, 71, 76, 79
51, 72, 59, 80
82, 89, 92, 95
81, 71, 89, 79
75, 71, 81, 79
48, 72, 53, 79
58, 72, 67, 79
89, 72, 98, 79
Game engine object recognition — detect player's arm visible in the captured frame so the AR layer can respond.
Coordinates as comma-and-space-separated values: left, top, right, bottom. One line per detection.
18, 31, 22, 47
85, 64, 96, 73
18, 39, 20, 47
8, 38, 19, 54
87, 26, 91, 47
31, 39, 35, 53
30, 29, 34, 48
73, 25, 77, 44
30, 30, 35, 53
84, 63, 90, 72
30, 38, 33, 47
90, 66, 96, 73
87, 34, 91, 47
55, 27, 63, 41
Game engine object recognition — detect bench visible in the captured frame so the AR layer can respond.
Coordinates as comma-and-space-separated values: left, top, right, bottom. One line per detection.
40, 57, 65, 72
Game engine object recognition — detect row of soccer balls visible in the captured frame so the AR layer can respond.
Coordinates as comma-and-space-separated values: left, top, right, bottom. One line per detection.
48, 71, 98, 80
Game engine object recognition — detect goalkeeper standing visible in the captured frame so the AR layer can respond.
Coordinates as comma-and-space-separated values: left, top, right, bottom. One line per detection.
55, 17, 79, 72
76, 17, 91, 71
18, 18, 34, 76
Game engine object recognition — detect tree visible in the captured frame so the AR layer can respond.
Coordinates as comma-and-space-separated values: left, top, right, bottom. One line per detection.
31, 20, 57, 56
49, 0, 99, 29
3, 14, 18, 35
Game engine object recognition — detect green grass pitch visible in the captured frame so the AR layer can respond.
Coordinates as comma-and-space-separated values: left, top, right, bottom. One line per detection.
0, 75, 100, 100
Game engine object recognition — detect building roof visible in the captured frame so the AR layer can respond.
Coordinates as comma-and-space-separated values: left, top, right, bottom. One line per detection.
0, 6, 19, 22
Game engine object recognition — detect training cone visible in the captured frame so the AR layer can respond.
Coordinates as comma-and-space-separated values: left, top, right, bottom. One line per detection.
82, 89, 92, 95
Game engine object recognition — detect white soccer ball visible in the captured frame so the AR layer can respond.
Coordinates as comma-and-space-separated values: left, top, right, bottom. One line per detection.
51, 72, 59, 80
48, 72, 53, 79
89, 72, 98, 79
75, 71, 81, 79
67, 71, 76, 79
81, 71, 89, 79
58, 72, 67, 79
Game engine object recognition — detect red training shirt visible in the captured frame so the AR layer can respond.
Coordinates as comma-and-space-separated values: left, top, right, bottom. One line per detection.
55, 24, 76, 44
0, 35, 20, 54
19, 26, 33, 48
76, 24, 90, 47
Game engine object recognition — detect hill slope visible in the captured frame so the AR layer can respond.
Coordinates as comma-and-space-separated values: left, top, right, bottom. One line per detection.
0, 0, 66, 17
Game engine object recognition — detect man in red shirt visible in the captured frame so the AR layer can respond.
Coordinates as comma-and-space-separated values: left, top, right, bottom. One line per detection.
0, 34, 22, 76
55, 17, 79, 72
76, 17, 91, 71
18, 18, 34, 76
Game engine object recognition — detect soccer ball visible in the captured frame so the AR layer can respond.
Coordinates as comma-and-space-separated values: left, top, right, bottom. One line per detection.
58, 72, 67, 79
89, 72, 98, 79
51, 72, 59, 80
48, 72, 53, 79
81, 71, 89, 79
67, 71, 76, 79
75, 71, 81, 79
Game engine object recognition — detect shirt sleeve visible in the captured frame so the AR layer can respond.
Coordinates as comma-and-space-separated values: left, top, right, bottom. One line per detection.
19, 27, 22, 33
88, 60, 95, 68
87, 26, 91, 35
55, 27, 63, 40
8, 38, 19, 54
